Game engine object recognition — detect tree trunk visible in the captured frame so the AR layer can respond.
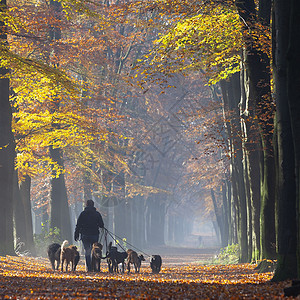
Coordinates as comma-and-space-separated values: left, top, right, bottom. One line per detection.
286, 0, 300, 278
13, 170, 27, 246
272, 0, 298, 281
211, 188, 226, 247
239, 55, 262, 262
19, 176, 36, 256
222, 180, 230, 247
235, 0, 276, 262
48, 0, 72, 242
13, 173, 36, 256
220, 75, 248, 261
0, 0, 15, 255
49, 146, 72, 241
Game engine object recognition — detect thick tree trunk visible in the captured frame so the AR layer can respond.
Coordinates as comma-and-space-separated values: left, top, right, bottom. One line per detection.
222, 180, 230, 247
49, 146, 72, 241
13, 172, 36, 256
272, 0, 298, 281
286, 0, 300, 278
239, 57, 262, 262
220, 75, 248, 261
235, 0, 276, 262
13, 170, 27, 246
48, 0, 72, 242
19, 176, 36, 256
0, 0, 15, 255
211, 188, 227, 247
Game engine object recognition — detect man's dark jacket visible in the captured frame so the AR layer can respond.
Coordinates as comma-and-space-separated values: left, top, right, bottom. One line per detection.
74, 206, 104, 239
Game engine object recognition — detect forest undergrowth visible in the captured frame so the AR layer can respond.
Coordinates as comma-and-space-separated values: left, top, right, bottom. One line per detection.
0, 254, 293, 299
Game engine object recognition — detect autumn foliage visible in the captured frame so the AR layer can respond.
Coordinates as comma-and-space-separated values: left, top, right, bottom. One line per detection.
0, 254, 290, 299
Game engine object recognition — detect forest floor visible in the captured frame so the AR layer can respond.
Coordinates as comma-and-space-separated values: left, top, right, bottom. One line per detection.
0, 246, 294, 299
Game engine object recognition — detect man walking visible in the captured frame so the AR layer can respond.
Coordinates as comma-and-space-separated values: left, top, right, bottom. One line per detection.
74, 199, 104, 271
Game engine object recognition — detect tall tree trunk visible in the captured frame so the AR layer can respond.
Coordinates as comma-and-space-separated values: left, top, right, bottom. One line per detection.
220, 74, 248, 261
239, 58, 262, 262
13, 170, 27, 246
286, 0, 300, 278
235, 0, 276, 262
211, 188, 226, 247
0, 0, 15, 256
48, 0, 72, 242
50, 146, 72, 241
272, 0, 298, 281
13, 172, 36, 256
19, 175, 36, 256
222, 180, 230, 247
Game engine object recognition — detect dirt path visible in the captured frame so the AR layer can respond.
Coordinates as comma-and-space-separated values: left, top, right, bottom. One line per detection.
142, 246, 219, 266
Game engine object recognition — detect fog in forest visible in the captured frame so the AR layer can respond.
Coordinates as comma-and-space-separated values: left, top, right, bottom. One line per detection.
29, 74, 223, 255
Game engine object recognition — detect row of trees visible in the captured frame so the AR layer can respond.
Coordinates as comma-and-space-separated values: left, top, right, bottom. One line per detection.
145, 0, 300, 281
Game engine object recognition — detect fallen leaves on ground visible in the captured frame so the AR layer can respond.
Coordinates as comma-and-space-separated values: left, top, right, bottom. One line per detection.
0, 255, 291, 299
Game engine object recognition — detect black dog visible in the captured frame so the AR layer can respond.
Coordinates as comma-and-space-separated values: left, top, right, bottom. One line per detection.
47, 243, 61, 271
150, 255, 162, 273
106, 243, 128, 273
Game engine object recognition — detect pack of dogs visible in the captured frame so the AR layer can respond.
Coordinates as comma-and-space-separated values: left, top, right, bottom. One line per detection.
47, 240, 162, 274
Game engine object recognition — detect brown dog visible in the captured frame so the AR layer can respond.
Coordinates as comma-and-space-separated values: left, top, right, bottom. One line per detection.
127, 249, 145, 273
60, 240, 80, 272
91, 242, 103, 272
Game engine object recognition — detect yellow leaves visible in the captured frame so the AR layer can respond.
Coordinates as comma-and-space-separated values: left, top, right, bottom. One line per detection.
0, 255, 286, 299
146, 4, 243, 84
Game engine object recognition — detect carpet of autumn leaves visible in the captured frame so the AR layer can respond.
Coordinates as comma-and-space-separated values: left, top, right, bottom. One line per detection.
0, 253, 293, 299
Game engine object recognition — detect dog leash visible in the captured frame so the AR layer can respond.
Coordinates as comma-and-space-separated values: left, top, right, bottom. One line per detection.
105, 229, 128, 252
103, 227, 151, 258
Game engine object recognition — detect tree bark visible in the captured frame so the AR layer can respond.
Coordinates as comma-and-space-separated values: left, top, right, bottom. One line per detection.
272, 0, 298, 281
220, 75, 248, 261
235, 0, 276, 262
13, 172, 36, 255
211, 188, 226, 247
13, 170, 27, 246
286, 0, 300, 278
0, 0, 15, 256
48, 0, 72, 242
19, 176, 36, 256
49, 146, 72, 241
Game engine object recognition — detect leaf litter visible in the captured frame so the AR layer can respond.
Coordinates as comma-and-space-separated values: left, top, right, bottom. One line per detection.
0, 255, 292, 299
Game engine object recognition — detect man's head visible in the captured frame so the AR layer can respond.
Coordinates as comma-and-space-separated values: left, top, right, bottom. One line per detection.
86, 199, 94, 207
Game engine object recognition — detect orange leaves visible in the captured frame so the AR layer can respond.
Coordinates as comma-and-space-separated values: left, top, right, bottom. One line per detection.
0, 255, 289, 299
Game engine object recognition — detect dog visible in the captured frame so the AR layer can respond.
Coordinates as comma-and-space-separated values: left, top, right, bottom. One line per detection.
105, 242, 128, 273
91, 242, 103, 272
60, 240, 80, 272
150, 255, 162, 273
127, 249, 145, 273
47, 243, 61, 270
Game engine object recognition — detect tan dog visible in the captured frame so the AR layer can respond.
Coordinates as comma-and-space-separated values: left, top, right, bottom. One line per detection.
60, 240, 80, 272
127, 249, 145, 273
91, 242, 103, 272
